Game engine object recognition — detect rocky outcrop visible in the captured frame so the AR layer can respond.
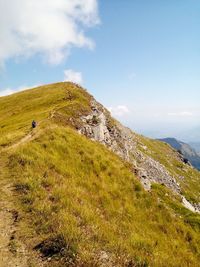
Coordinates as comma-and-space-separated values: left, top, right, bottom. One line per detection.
78, 99, 200, 213
181, 197, 200, 213
79, 100, 179, 191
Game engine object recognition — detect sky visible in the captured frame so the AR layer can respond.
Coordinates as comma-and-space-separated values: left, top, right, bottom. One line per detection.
0, 0, 200, 142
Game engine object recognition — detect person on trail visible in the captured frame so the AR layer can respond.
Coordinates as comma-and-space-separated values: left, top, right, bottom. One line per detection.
32, 120, 37, 129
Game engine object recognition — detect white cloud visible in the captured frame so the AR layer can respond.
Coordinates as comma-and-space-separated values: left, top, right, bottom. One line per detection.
167, 111, 193, 117
0, 0, 99, 66
0, 84, 39, 97
64, 69, 83, 84
108, 105, 130, 117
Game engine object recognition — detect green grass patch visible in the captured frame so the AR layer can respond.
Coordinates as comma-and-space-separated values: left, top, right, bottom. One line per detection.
7, 126, 200, 266
0, 83, 200, 266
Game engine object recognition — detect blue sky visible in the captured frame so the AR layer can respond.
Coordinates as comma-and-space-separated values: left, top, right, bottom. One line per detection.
0, 0, 200, 141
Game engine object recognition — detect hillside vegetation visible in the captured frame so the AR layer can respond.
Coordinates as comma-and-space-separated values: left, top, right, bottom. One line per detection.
0, 83, 200, 267
138, 136, 200, 204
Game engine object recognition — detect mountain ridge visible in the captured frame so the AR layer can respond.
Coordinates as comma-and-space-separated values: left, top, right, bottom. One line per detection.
158, 137, 200, 171
0, 82, 200, 266
189, 142, 200, 155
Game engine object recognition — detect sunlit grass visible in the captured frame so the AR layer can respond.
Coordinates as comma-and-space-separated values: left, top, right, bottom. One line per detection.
0, 82, 200, 266
0, 82, 91, 147
8, 126, 200, 266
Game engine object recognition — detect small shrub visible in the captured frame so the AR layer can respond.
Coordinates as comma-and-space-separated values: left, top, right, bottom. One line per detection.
34, 234, 77, 261
15, 183, 30, 194
134, 184, 142, 192
92, 115, 100, 124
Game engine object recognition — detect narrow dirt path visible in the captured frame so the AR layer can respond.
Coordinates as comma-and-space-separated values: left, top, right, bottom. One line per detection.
0, 120, 59, 266
3, 128, 40, 153
7, 132, 35, 151
0, 155, 29, 267
0, 131, 46, 266
3, 117, 57, 153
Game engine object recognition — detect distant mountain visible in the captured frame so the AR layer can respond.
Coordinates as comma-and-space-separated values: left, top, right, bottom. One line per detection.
189, 142, 200, 155
158, 138, 200, 171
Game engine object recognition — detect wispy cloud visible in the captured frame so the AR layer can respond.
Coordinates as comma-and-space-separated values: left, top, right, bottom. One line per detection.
108, 105, 130, 117
0, 0, 99, 66
0, 84, 39, 97
64, 69, 83, 85
167, 111, 193, 117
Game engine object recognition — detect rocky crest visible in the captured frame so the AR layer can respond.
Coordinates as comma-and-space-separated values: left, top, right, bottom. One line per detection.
78, 99, 200, 213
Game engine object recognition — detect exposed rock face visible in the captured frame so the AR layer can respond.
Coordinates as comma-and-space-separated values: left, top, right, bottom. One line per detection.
181, 197, 200, 213
78, 99, 200, 213
182, 197, 196, 213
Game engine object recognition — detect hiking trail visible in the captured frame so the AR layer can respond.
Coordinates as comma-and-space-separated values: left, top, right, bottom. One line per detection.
0, 126, 46, 266
0, 155, 43, 266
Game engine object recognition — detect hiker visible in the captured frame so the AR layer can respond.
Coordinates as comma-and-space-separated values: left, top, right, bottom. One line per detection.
32, 120, 37, 129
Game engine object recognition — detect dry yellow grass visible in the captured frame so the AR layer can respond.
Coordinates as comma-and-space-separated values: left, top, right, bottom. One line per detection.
0, 83, 200, 266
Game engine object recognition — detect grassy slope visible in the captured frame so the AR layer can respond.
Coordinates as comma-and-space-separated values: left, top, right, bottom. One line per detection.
0, 82, 91, 147
0, 83, 200, 266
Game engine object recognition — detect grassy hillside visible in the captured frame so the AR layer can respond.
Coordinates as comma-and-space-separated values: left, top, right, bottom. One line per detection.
0, 83, 200, 266
0, 82, 91, 148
